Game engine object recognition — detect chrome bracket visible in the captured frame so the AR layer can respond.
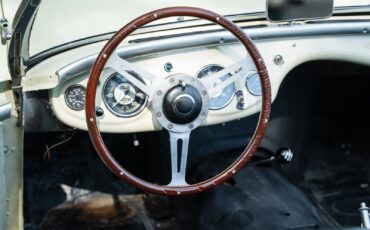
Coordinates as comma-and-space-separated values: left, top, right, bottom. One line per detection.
1, 18, 12, 45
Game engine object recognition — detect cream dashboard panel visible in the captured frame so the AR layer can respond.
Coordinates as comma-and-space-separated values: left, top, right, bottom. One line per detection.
24, 21, 370, 133
50, 45, 262, 133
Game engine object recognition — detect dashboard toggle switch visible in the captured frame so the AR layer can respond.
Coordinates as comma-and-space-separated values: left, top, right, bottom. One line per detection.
236, 90, 246, 110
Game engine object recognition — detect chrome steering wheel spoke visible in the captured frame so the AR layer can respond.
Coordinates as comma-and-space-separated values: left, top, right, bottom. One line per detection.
168, 131, 191, 186
201, 57, 251, 97
105, 52, 161, 98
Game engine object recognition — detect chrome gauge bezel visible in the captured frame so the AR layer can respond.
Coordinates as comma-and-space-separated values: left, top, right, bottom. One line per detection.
64, 84, 86, 111
246, 71, 262, 96
102, 72, 148, 118
196, 64, 236, 110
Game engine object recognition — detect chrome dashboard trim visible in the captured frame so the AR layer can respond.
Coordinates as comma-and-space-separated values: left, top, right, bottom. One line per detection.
56, 21, 370, 84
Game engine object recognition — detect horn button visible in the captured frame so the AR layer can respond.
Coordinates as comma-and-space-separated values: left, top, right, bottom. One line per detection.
163, 84, 202, 124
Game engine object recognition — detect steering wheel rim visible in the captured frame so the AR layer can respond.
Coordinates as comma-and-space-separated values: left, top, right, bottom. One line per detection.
85, 6, 271, 196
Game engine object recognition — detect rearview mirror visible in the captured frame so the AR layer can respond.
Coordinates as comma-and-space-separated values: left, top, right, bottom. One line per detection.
267, 0, 334, 22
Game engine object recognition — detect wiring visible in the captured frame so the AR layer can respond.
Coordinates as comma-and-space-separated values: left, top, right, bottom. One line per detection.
43, 130, 77, 161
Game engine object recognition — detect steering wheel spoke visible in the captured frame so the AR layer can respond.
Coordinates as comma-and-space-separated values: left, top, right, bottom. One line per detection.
105, 52, 160, 97
201, 57, 251, 97
168, 131, 191, 186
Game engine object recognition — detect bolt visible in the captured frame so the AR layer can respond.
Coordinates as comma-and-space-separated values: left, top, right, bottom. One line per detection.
156, 112, 162, 117
164, 62, 173, 72
167, 124, 173, 129
189, 124, 194, 129
274, 55, 284, 65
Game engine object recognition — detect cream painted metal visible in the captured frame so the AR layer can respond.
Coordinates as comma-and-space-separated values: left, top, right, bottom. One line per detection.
33, 34, 370, 133
0, 82, 23, 230
0, 1, 23, 230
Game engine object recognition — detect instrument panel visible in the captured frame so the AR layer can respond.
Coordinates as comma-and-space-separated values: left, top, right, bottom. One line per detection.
51, 45, 264, 133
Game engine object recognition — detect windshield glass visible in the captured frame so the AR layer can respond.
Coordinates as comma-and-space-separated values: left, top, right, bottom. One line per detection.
28, 0, 369, 57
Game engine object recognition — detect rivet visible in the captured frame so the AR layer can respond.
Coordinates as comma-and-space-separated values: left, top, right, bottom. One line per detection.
156, 112, 162, 117
89, 118, 94, 122
201, 112, 206, 117
216, 17, 220, 21
103, 54, 107, 58
232, 169, 236, 174
157, 90, 162, 96
168, 124, 173, 129
188, 124, 194, 129
153, 13, 158, 18
202, 90, 207, 96
177, 191, 181, 195
120, 171, 124, 175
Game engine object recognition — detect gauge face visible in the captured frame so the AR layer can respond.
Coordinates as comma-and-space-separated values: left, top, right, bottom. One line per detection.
64, 85, 86, 111
246, 72, 262, 96
197, 65, 236, 110
103, 72, 148, 117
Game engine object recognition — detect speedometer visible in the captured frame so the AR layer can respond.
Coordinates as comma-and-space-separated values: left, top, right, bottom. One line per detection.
102, 72, 148, 117
197, 65, 235, 110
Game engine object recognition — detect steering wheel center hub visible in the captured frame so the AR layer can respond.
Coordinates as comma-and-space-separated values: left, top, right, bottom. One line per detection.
163, 84, 202, 124
152, 74, 210, 132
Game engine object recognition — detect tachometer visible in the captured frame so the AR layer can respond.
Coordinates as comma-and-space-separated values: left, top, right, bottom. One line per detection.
64, 85, 86, 111
103, 72, 148, 117
197, 65, 236, 110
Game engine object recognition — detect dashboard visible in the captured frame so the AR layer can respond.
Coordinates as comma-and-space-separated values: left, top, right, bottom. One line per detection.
22, 21, 370, 133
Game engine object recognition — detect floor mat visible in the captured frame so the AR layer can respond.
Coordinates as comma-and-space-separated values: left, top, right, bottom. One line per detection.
177, 156, 322, 230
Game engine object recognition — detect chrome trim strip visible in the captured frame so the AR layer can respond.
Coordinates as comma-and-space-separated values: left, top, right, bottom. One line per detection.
57, 21, 370, 84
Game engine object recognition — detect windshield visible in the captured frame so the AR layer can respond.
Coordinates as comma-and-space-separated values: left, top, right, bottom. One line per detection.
28, 0, 369, 57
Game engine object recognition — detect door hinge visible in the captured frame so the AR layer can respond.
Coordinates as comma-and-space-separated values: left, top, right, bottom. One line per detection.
1, 18, 12, 45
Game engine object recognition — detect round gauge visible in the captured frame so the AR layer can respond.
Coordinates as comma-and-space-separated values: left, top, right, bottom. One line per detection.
246, 72, 262, 96
197, 65, 236, 110
64, 85, 86, 111
102, 72, 148, 117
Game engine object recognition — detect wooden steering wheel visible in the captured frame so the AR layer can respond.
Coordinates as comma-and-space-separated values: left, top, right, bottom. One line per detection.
85, 6, 271, 196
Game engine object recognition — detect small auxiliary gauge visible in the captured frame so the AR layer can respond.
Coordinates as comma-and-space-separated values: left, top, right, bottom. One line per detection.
64, 85, 86, 110
246, 72, 262, 96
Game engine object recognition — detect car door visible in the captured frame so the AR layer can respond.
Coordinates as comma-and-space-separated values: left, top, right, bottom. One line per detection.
0, 0, 24, 229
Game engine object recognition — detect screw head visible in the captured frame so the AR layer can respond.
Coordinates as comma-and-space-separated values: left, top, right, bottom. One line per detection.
274, 55, 284, 65
164, 62, 173, 72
